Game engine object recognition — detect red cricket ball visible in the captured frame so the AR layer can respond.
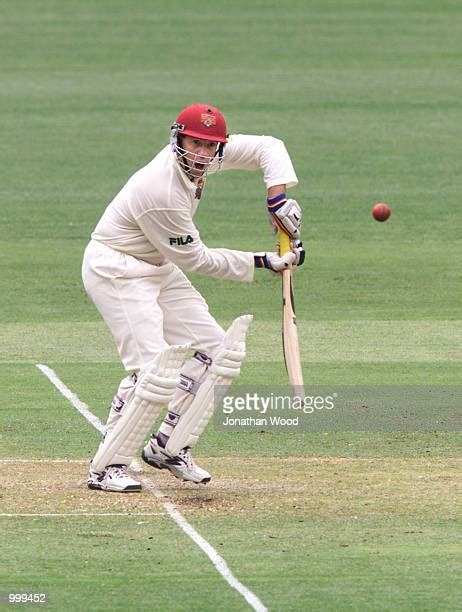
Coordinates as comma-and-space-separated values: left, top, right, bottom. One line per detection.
372, 202, 391, 222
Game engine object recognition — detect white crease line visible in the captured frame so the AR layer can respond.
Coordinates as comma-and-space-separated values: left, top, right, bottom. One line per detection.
1, 513, 165, 517
1, 459, 87, 463
36, 364, 105, 434
36, 363, 267, 612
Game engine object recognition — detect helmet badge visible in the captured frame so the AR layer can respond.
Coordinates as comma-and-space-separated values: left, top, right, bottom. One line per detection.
201, 112, 216, 128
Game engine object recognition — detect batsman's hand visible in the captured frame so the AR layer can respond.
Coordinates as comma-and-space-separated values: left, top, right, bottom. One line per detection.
254, 240, 305, 273
267, 194, 302, 239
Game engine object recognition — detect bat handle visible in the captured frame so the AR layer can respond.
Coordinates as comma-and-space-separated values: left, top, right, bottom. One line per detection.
279, 230, 291, 256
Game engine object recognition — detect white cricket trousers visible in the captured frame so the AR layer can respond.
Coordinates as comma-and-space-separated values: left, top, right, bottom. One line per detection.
82, 240, 225, 373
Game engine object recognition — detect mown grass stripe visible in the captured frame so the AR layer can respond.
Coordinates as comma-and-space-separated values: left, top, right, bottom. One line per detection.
2, 320, 460, 364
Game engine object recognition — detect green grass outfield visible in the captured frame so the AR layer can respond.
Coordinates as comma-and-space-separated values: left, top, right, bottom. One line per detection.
1, 1, 461, 610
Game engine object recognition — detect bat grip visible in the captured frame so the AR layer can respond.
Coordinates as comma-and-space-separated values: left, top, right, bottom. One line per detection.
279, 231, 291, 256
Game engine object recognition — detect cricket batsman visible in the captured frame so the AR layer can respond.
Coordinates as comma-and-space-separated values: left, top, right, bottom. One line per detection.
82, 103, 305, 492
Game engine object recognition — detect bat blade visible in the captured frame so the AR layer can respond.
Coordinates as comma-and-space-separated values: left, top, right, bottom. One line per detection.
282, 268, 305, 393
278, 229, 304, 397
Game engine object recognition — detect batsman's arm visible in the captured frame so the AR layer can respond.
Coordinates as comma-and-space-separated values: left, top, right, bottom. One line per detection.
267, 186, 302, 240
267, 184, 286, 199
136, 206, 254, 282
220, 135, 298, 190
268, 185, 299, 260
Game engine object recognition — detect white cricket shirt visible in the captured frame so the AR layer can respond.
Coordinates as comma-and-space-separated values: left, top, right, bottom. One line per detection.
91, 134, 298, 282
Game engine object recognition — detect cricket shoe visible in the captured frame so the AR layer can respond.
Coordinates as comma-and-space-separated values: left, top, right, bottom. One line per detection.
87, 464, 142, 492
141, 438, 211, 484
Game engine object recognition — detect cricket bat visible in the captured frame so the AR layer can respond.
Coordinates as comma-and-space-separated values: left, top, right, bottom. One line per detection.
279, 231, 305, 396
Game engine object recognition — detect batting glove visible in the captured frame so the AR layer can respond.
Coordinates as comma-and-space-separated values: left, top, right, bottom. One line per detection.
267, 193, 302, 239
254, 240, 305, 272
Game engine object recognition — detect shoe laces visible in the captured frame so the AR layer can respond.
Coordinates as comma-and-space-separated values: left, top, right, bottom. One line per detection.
108, 464, 128, 478
177, 447, 193, 468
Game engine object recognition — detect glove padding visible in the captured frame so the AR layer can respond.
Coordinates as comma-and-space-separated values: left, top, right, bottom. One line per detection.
267, 194, 302, 239
254, 240, 305, 272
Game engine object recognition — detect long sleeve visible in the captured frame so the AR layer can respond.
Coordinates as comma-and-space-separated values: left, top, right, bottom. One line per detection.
135, 206, 254, 282
220, 134, 298, 189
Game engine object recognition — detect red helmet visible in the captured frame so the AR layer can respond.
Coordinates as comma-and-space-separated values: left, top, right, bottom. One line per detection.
174, 104, 227, 143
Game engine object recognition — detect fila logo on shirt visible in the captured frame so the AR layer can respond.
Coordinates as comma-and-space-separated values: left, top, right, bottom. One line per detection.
169, 235, 194, 246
